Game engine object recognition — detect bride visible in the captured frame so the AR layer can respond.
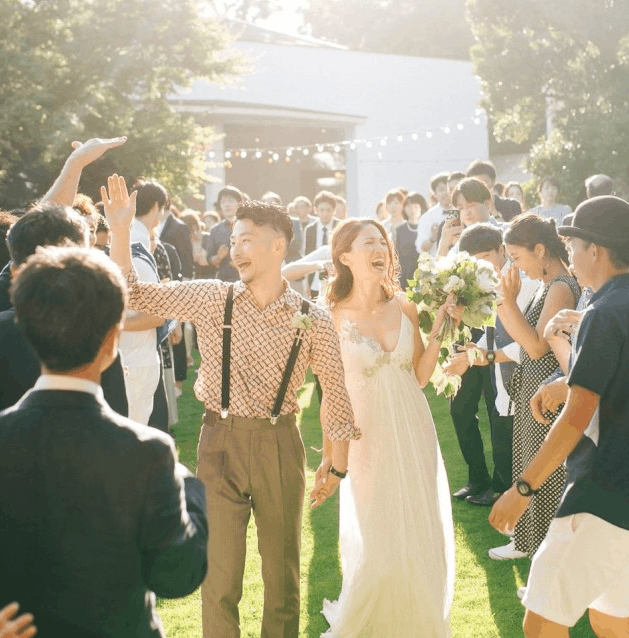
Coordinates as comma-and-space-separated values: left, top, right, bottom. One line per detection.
312, 219, 458, 638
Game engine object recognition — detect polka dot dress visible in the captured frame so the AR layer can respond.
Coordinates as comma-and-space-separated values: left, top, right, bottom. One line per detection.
509, 275, 581, 557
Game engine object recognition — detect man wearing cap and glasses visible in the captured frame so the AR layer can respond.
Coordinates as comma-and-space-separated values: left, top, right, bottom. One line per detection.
102, 175, 359, 638
489, 196, 629, 637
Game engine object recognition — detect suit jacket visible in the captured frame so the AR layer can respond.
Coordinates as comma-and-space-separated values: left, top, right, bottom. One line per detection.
285, 217, 303, 264
205, 220, 239, 282
0, 261, 11, 313
0, 389, 208, 637
304, 219, 339, 288
160, 214, 194, 280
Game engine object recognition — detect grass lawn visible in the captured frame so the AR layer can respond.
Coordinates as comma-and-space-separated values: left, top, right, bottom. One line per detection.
158, 362, 596, 638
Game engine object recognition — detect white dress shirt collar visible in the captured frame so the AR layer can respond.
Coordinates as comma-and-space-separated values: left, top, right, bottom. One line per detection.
34, 374, 104, 400
131, 217, 151, 251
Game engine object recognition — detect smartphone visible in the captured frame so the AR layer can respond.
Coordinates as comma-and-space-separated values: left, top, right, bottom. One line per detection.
444, 209, 460, 225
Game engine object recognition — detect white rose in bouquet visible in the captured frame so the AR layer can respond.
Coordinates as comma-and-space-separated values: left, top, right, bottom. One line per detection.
477, 268, 499, 293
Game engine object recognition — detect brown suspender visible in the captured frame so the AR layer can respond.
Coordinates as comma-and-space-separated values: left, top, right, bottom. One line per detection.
220, 285, 310, 423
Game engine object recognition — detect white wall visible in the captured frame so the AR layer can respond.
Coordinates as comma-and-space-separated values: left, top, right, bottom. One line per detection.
178, 41, 488, 217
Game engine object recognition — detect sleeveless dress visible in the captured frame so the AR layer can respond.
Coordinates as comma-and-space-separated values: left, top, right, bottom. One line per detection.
508, 274, 581, 557
321, 309, 455, 638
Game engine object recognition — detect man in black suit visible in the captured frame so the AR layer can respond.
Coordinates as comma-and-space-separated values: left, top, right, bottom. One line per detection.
160, 207, 194, 280
303, 190, 339, 298
465, 159, 522, 222
0, 246, 208, 637
0, 204, 128, 416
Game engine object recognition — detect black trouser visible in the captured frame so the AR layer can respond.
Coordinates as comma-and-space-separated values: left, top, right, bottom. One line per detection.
489, 409, 513, 493
449, 365, 496, 491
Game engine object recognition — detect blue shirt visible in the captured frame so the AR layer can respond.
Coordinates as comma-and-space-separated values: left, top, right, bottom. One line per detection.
557, 273, 629, 530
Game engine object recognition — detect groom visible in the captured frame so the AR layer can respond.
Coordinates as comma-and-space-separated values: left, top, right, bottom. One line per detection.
103, 174, 360, 638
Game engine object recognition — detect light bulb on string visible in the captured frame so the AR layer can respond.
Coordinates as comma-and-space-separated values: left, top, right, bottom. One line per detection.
284, 156, 290, 163
349, 141, 356, 150
380, 138, 387, 146
286, 148, 293, 157
426, 131, 433, 139
443, 126, 451, 134
377, 152, 383, 160
272, 152, 279, 161
208, 151, 215, 159
224, 151, 232, 159
457, 123, 464, 130
240, 150, 247, 158
366, 141, 373, 148
473, 117, 481, 125
333, 145, 341, 153
397, 135, 403, 142
267, 157, 273, 164
302, 148, 310, 156
411, 133, 418, 141
317, 144, 324, 153
255, 151, 262, 159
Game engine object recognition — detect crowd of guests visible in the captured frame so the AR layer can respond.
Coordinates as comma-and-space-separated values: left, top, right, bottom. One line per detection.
0, 133, 627, 638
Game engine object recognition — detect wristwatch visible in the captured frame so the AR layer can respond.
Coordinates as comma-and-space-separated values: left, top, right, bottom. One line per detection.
486, 350, 496, 364
515, 478, 538, 497
329, 466, 348, 479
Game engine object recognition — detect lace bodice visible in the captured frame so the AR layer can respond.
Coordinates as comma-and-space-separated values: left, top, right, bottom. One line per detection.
339, 311, 414, 378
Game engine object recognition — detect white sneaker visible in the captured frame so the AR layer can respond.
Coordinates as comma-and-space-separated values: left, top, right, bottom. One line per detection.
488, 540, 528, 560
517, 587, 527, 600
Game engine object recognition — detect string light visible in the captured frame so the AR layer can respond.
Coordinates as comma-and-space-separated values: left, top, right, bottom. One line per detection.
208, 113, 485, 160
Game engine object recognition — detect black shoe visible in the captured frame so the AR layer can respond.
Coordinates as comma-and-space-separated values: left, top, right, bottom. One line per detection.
466, 488, 499, 506
453, 483, 485, 501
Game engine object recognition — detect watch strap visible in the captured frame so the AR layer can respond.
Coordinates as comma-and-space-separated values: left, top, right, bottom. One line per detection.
329, 466, 347, 479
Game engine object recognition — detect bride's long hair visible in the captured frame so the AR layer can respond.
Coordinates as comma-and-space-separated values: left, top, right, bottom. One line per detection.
326, 219, 400, 308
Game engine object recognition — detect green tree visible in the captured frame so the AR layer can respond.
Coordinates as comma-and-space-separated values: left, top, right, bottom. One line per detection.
302, 0, 473, 60
467, 0, 629, 205
0, 0, 243, 208
206, 0, 281, 23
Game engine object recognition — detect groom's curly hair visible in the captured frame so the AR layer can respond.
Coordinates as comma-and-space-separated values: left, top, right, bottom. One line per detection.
327, 219, 400, 308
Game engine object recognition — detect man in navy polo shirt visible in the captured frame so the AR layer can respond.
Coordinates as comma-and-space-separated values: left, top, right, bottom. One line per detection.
489, 195, 629, 637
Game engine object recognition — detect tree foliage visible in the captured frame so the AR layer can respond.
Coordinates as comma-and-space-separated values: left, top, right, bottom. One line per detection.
302, 0, 473, 60
207, 0, 282, 23
0, 0, 243, 208
467, 0, 629, 205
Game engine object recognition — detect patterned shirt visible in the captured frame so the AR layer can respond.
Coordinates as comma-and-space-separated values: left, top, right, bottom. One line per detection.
125, 270, 360, 441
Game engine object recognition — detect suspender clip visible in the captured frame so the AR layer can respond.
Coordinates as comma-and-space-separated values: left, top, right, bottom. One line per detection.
220, 409, 229, 419
270, 415, 278, 425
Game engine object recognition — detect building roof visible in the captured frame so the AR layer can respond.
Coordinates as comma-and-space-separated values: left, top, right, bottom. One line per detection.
225, 19, 348, 50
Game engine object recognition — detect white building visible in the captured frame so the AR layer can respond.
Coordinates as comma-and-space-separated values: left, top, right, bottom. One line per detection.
173, 23, 489, 217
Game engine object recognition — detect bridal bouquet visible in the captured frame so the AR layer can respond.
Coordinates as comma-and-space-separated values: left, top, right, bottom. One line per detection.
406, 251, 500, 397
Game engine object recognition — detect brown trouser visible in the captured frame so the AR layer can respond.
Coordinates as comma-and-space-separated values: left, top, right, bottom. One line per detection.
197, 410, 306, 638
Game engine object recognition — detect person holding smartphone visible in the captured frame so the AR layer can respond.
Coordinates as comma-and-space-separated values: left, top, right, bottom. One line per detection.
436, 177, 503, 258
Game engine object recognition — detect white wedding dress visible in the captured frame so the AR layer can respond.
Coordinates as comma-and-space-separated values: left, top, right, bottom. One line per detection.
321, 309, 455, 638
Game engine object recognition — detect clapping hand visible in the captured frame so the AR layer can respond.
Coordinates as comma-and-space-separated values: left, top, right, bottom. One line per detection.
0, 603, 36, 638
101, 174, 137, 235
500, 265, 521, 303
544, 309, 583, 343
69, 137, 127, 168
530, 378, 569, 424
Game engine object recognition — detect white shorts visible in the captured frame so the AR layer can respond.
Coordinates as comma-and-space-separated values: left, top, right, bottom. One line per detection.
523, 512, 629, 627
125, 364, 160, 425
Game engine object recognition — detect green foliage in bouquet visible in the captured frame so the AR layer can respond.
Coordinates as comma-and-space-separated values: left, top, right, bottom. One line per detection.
407, 251, 500, 397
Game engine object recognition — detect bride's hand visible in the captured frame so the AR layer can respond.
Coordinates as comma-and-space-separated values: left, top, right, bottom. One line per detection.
310, 457, 333, 508
431, 293, 459, 338
310, 473, 342, 509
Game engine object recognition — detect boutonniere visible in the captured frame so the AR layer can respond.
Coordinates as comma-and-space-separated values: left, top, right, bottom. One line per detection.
291, 311, 313, 331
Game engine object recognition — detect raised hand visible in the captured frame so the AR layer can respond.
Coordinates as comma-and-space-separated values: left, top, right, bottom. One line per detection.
500, 265, 521, 303
0, 602, 37, 638
101, 174, 137, 235
69, 137, 127, 168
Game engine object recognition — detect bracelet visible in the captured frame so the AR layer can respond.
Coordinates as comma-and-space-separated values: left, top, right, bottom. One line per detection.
329, 466, 348, 479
